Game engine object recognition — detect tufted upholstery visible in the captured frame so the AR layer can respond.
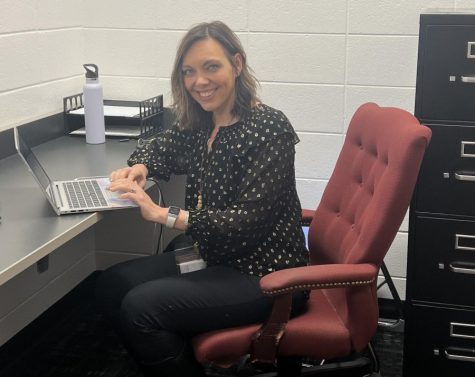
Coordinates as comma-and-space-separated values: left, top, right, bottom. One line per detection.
192, 103, 431, 373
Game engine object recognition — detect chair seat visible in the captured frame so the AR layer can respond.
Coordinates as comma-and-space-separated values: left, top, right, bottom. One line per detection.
193, 290, 352, 366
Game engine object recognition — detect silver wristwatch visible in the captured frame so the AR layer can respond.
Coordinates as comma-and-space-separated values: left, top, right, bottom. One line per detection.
165, 206, 181, 228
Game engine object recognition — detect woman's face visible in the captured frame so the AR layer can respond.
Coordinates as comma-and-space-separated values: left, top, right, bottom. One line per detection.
182, 38, 242, 121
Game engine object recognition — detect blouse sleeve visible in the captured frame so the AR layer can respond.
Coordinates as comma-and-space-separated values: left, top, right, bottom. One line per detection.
187, 131, 297, 256
127, 124, 191, 181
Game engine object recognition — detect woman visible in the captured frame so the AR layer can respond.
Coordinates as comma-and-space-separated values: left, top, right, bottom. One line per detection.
96, 21, 308, 377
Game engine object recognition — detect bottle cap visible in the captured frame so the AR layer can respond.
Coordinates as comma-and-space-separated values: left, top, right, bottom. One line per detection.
83, 64, 99, 79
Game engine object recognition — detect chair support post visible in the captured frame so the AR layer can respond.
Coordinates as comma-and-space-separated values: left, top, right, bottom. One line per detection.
380, 262, 404, 320
251, 293, 293, 365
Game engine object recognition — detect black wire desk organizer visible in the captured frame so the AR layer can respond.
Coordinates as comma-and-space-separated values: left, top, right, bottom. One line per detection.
63, 93, 164, 139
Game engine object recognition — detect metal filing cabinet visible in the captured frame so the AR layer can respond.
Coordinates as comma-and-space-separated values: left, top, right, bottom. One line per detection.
403, 12, 475, 377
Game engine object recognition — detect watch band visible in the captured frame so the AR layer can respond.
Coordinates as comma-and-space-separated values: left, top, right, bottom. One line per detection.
165, 206, 181, 228
183, 211, 190, 228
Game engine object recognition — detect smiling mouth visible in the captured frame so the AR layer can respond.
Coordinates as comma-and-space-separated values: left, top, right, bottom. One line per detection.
197, 89, 216, 99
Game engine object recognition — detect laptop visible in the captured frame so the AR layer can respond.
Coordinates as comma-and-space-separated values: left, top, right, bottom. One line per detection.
14, 127, 137, 215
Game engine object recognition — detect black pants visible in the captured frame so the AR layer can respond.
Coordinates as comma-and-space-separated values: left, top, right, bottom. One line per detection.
95, 246, 307, 376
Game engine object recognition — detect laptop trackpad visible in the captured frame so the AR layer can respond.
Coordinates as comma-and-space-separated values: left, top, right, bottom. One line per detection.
95, 178, 137, 207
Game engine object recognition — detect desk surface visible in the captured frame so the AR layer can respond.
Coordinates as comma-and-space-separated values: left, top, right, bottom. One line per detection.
0, 136, 138, 285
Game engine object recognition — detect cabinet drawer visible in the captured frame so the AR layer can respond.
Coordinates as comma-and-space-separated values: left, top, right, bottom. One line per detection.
403, 304, 475, 377
408, 216, 475, 306
416, 124, 475, 217
416, 17, 475, 123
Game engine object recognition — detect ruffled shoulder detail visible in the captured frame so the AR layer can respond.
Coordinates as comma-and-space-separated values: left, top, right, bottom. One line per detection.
220, 104, 299, 157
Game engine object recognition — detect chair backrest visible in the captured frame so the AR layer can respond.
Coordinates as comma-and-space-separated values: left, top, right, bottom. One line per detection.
306, 103, 431, 350
308, 103, 431, 268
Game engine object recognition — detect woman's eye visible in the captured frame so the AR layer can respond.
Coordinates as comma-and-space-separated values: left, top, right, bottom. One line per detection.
182, 69, 193, 76
207, 64, 219, 72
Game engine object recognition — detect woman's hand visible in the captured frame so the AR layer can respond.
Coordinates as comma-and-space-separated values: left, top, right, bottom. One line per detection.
108, 178, 166, 223
109, 164, 148, 188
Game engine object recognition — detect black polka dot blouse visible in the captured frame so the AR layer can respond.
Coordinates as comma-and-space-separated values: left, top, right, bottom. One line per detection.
128, 104, 309, 277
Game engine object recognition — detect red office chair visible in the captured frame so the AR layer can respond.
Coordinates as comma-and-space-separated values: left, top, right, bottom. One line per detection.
193, 103, 432, 376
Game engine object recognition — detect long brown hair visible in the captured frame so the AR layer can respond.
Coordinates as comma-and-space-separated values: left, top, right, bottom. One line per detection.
171, 21, 260, 130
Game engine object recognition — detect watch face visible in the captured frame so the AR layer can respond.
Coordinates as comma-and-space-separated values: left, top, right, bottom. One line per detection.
166, 206, 181, 228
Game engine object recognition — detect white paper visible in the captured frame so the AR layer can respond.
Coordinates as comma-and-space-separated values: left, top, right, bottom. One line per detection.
69, 106, 140, 118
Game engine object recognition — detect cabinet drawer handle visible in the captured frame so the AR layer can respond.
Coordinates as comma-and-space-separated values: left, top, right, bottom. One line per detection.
450, 322, 475, 339
450, 263, 475, 275
455, 234, 475, 251
445, 349, 475, 363
461, 75, 475, 83
455, 172, 475, 181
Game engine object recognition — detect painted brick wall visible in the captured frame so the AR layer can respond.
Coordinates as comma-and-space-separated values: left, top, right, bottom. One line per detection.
1, 1, 473, 298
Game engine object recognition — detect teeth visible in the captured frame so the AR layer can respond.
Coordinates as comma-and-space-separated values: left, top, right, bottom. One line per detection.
199, 90, 214, 98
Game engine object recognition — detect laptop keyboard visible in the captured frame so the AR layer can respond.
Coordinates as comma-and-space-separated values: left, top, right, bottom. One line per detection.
64, 180, 108, 209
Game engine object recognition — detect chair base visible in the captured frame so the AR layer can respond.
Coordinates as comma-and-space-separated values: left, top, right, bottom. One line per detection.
298, 357, 372, 377
205, 355, 373, 377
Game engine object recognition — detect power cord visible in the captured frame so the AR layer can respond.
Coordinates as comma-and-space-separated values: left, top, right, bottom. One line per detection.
146, 176, 165, 255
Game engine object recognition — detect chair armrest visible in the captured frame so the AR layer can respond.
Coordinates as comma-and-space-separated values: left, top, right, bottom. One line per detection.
260, 263, 378, 296
301, 209, 315, 226
251, 263, 377, 363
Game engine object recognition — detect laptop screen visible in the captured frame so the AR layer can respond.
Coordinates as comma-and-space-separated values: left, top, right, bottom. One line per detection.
14, 128, 53, 195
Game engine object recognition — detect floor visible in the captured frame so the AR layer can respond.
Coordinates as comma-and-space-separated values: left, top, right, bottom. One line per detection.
0, 273, 404, 377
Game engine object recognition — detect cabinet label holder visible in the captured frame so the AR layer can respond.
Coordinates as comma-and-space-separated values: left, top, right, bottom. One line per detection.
467, 41, 475, 58
455, 233, 475, 251
450, 322, 475, 339
460, 141, 475, 158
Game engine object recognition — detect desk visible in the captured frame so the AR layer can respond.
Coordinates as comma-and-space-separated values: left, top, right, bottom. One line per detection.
0, 135, 185, 346
0, 136, 137, 286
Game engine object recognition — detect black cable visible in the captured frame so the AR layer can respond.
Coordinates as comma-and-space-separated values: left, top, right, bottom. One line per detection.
146, 177, 164, 255
377, 280, 387, 290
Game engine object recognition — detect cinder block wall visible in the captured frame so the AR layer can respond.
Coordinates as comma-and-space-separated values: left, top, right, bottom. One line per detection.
0, 1, 84, 129
1, 1, 472, 298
